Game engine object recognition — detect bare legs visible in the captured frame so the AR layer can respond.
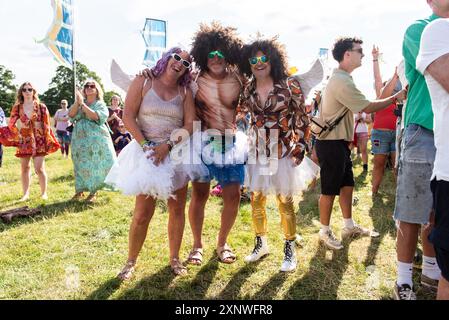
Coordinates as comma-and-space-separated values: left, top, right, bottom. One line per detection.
19, 156, 47, 200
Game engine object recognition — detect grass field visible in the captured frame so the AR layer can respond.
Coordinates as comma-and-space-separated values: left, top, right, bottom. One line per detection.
0, 146, 433, 300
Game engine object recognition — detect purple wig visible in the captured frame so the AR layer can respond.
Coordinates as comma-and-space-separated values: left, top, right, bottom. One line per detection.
150, 47, 192, 87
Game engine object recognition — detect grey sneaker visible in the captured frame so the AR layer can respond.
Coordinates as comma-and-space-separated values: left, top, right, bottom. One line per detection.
421, 274, 439, 292
393, 283, 416, 300
341, 224, 380, 240
319, 229, 343, 250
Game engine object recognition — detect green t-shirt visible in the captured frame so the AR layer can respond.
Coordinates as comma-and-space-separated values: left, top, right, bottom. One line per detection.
403, 13, 439, 131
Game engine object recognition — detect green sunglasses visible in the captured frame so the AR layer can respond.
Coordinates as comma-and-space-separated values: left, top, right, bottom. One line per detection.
249, 55, 269, 65
208, 50, 225, 59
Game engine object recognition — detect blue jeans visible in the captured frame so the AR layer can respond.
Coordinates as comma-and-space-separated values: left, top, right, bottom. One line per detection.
394, 124, 435, 224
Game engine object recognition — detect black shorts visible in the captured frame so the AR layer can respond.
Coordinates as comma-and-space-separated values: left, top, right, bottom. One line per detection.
430, 179, 449, 281
315, 140, 354, 196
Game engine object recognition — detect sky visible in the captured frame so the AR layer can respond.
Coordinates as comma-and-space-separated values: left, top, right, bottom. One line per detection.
0, 0, 432, 103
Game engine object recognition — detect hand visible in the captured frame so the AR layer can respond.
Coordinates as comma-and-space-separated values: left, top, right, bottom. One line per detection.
137, 68, 152, 79
147, 143, 170, 166
394, 89, 407, 102
75, 90, 84, 106
372, 45, 380, 60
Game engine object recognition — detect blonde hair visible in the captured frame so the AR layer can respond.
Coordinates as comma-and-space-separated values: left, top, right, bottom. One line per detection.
82, 79, 104, 101
16, 82, 40, 105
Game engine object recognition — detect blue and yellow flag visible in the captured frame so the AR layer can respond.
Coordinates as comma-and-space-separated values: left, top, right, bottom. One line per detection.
38, 0, 74, 67
141, 18, 167, 67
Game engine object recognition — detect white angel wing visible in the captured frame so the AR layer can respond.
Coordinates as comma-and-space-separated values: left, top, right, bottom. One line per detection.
291, 59, 324, 98
110, 59, 135, 92
397, 60, 408, 88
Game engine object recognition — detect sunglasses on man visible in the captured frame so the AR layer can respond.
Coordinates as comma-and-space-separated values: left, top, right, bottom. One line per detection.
171, 53, 191, 68
208, 50, 225, 59
22, 88, 33, 92
249, 55, 269, 65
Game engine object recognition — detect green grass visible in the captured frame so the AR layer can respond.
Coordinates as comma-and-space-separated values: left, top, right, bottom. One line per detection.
0, 146, 434, 300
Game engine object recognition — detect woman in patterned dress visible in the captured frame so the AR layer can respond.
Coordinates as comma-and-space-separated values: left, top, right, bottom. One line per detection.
239, 38, 319, 272
68, 80, 116, 203
0, 82, 60, 200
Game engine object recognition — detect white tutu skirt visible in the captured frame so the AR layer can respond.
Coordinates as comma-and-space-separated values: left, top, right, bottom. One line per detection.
105, 140, 191, 200
245, 156, 320, 196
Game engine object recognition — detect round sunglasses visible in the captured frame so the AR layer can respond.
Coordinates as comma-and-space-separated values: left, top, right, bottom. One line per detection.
249, 55, 269, 65
171, 53, 191, 68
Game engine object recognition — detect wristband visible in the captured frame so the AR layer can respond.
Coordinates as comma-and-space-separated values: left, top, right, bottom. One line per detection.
373, 59, 378, 62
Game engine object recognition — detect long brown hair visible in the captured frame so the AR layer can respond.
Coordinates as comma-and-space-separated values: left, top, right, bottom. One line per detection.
15, 82, 40, 105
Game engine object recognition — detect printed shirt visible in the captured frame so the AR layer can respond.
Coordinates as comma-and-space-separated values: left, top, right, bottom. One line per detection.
403, 13, 439, 130
241, 77, 309, 164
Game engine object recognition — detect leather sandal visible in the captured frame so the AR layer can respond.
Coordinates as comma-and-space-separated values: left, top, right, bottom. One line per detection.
117, 260, 136, 281
216, 243, 237, 264
187, 248, 203, 265
170, 258, 187, 276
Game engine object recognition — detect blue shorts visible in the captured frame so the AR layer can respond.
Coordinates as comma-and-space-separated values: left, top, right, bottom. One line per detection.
394, 124, 435, 224
371, 129, 396, 155
205, 163, 245, 187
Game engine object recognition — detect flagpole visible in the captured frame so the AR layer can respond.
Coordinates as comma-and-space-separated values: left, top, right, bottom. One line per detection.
72, 0, 77, 102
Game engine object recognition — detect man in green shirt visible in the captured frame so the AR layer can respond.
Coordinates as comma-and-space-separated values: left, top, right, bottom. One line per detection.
393, 0, 447, 301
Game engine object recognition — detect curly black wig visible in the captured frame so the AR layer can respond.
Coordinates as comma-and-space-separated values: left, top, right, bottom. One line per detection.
240, 36, 289, 83
190, 21, 243, 72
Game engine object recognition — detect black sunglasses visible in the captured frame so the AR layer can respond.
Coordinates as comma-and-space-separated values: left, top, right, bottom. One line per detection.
22, 88, 33, 92
84, 84, 96, 89
171, 53, 191, 68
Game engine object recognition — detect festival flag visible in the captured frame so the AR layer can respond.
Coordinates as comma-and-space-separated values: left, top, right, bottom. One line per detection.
141, 18, 167, 67
37, 0, 74, 67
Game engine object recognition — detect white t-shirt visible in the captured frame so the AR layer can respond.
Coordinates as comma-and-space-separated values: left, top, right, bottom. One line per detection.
54, 109, 70, 131
416, 18, 449, 182
354, 112, 368, 133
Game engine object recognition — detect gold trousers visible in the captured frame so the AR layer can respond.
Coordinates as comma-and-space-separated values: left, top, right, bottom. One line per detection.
251, 192, 296, 241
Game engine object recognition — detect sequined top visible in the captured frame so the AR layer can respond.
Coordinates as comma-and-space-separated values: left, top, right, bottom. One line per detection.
137, 88, 184, 143
194, 70, 243, 134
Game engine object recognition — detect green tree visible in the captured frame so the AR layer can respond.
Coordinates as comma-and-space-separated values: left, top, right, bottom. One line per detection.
0, 65, 17, 116
104, 90, 123, 106
40, 61, 104, 115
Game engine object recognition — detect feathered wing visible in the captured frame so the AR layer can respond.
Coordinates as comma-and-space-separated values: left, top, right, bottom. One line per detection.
110, 59, 135, 92
291, 59, 324, 98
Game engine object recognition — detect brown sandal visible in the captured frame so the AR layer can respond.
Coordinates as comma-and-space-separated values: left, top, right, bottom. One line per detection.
170, 258, 187, 276
117, 260, 136, 281
71, 192, 84, 201
216, 244, 237, 264
86, 193, 97, 203
187, 248, 203, 265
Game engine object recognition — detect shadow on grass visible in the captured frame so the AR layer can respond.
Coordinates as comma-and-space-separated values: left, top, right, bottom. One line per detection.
217, 260, 264, 299
0, 199, 93, 232
86, 277, 123, 300
187, 256, 220, 299
363, 170, 396, 267
252, 271, 289, 300
115, 266, 176, 300
296, 183, 321, 228
284, 243, 349, 299
50, 173, 75, 183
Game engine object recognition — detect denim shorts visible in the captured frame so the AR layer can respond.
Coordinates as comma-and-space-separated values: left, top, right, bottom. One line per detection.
394, 124, 436, 224
371, 129, 396, 155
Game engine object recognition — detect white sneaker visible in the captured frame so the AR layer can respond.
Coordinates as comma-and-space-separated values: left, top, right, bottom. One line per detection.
341, 224, 379, 240
244, 236, 269, 263
319, 229, 343, 250
280, 240, 297, 272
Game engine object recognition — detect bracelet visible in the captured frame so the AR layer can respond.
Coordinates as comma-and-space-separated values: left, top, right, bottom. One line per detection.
373, 59, 378, 62
165, 139, 174, 151
140, 139, 149, 147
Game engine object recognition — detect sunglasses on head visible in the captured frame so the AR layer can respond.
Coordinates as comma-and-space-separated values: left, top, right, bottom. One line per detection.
84, 84, 96, 89
171, 53, 191, 68
22, 88, 33, 92
249, 55, 269, 65
208, 50, 225, 59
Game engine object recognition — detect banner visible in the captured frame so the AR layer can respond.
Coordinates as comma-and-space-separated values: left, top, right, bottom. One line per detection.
37, 0, 74, 67
141, 18, 167, 67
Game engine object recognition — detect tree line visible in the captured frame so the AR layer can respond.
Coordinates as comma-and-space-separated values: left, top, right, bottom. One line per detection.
0, 62, 122, 116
